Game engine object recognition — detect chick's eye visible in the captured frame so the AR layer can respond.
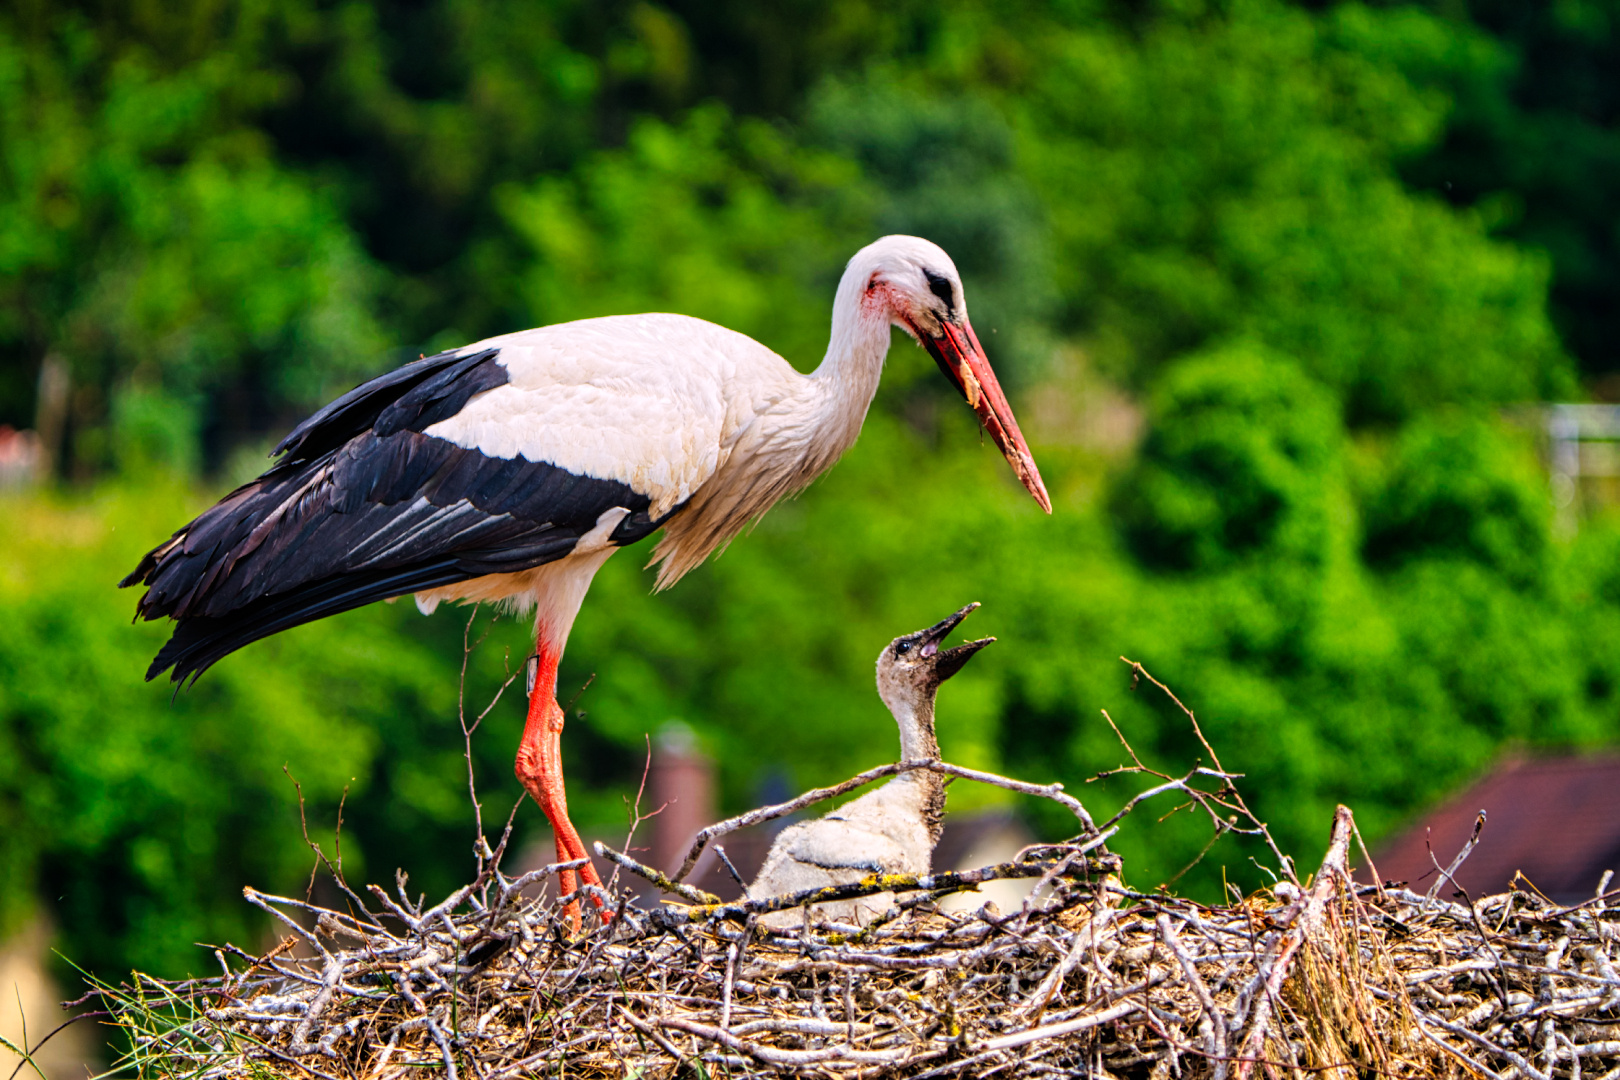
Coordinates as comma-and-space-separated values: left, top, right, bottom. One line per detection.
895, 641, 913, 656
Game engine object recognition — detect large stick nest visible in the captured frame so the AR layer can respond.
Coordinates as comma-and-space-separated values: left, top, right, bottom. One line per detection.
87, 663, 1620, 1079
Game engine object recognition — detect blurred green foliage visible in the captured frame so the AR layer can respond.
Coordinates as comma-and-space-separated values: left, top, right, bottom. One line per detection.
0, 4, 387, 467
1116, 346, 1342, 573
1, 0, 1616, 991
1363, 0, 1620, 376
1010, 2, 1571, 420
1363, 414, 1552, 587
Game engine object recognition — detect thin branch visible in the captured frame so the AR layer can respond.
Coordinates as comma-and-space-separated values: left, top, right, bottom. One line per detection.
1122, 658, 1299, 884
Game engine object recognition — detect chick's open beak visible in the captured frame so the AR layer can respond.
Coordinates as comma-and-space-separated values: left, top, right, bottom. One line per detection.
916, 602, 980, 658
912, 602, 995, 681
921, 320, 1052, 514
934, 636, 994, 682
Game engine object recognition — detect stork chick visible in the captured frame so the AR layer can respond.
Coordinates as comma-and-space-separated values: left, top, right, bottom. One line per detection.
751, 603, 992, 928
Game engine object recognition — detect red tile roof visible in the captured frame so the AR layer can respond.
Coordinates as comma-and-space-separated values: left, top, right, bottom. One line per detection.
1372, 756, 1620, 905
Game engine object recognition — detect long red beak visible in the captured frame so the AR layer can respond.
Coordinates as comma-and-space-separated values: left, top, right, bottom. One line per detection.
920, 319, 1052, 513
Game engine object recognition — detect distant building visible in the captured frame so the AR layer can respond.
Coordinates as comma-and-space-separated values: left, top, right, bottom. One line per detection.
1373, 756, 1620, 905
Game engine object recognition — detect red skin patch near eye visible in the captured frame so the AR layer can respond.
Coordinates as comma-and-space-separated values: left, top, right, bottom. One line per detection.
861, 278, 899, 322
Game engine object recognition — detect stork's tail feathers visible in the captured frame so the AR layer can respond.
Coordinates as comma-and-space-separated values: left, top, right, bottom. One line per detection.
120, 553, 160, 592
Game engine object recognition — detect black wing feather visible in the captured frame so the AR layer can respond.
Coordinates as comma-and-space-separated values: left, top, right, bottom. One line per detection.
271, 347, 503, 464
125, 347, 672, 685
152, 560, 474, 687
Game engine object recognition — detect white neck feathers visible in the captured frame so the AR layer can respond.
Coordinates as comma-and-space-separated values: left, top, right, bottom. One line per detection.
806, 262, 896, 459
647, 253, 900, 588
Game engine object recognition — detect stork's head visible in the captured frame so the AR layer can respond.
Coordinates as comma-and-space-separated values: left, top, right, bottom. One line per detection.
846, 236, 1052, 514
876, 602, 994, 714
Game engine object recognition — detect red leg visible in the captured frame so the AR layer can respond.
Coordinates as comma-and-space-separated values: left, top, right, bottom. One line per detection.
514, 637, 606, 929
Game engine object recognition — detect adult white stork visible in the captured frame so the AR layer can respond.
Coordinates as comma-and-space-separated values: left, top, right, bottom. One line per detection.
122, 235, 1049, 915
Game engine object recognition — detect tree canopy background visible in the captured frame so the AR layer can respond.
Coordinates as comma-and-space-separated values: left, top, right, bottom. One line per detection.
3, 0, 1618, 984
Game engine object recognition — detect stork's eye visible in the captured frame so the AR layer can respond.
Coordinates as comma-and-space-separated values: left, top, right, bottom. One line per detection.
922, 268, 954, 310
895, 641, 913, 656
